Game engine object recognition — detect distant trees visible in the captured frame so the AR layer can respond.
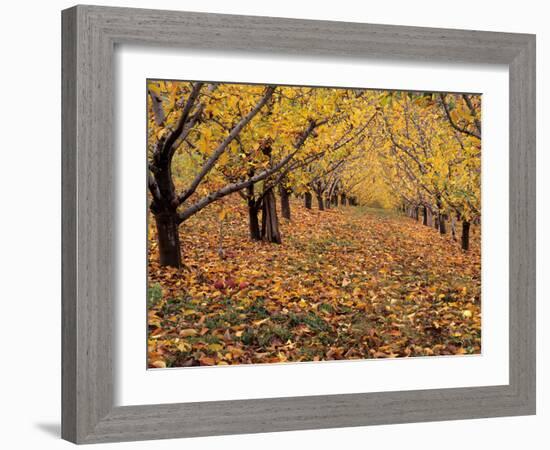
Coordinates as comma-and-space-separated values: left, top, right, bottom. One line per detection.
373, 92, 481, 250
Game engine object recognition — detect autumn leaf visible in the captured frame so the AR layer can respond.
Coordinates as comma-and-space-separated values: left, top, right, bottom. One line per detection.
151, 360, 166, 368
199, 356, 216, 366
179, 329, 198, 337
207, 343, 224, 352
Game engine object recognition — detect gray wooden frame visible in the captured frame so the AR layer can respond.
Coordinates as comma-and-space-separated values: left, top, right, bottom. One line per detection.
62, 4, 536, 444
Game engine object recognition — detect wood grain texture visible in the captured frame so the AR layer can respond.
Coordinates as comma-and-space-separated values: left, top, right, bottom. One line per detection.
61, 5, 536, 444
61, 7, 77, 443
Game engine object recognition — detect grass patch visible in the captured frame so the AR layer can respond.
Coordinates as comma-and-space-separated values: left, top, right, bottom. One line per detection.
147, 283, 163, 308
289, 312, 331, 332
239, 324, 292, 347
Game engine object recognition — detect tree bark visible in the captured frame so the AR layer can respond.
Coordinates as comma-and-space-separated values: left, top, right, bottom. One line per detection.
333, 195, 338, 207
154, 211, 182, 268
423, 206, 428, 225
317, 194, 325, 211
461, 220, 471, 251
248, 202, 261, 241
304, 192, 312, 209
261, 188, 282, 244
279, 185, 291, 220
435, 197, 446, 234
149, 156, 183, 268
451, 215, 457, 241
439, 213, 447, 235
245, 177, 261, 241
341, 193, 347, 206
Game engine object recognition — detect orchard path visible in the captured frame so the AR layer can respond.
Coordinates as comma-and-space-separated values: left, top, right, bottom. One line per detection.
147, 198, 481, 367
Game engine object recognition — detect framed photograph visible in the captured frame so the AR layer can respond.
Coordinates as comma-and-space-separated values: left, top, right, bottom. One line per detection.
62, 5, 536, 444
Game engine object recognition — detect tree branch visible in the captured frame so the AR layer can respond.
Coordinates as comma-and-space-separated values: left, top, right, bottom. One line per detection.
462, 94, 482, 136
147, 88, 165, 126
178, 144, 299, 223
155, 82, 204, 165
147, 167, 162, 203
176, 86, 276, 206
439, 94, 481, 140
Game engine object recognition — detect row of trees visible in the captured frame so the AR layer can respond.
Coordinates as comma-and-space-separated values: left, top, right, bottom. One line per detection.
375, 92, 481, 251
147, 81, 481, 267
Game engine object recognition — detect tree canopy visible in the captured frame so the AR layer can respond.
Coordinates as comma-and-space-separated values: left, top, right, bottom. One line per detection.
147, 80, 481, 267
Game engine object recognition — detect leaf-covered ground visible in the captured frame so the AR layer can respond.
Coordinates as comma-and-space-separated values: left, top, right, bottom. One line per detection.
148, 199, 481, 368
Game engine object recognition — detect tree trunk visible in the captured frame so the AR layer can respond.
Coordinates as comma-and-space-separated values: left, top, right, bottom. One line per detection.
246, 180, 261, 241
451, 215, 457, 241
317, 194, 324, 211
439, 213, 447, 235
304, 192, 312, 209
333, 195, 338, 207
426, 207, 432, 226
154, 211, 182, 268
341, 194, 346, 206
261, 188, 282, 244
248, 202, 261, 241
279, 186, 291, 220
434, 216, 439, 230
325, 196, 331, 209
461, 220, 471, 251
423, 206, 428, 225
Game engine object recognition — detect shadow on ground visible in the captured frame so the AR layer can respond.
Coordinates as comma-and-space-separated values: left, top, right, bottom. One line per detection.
35, 422, 60, 438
